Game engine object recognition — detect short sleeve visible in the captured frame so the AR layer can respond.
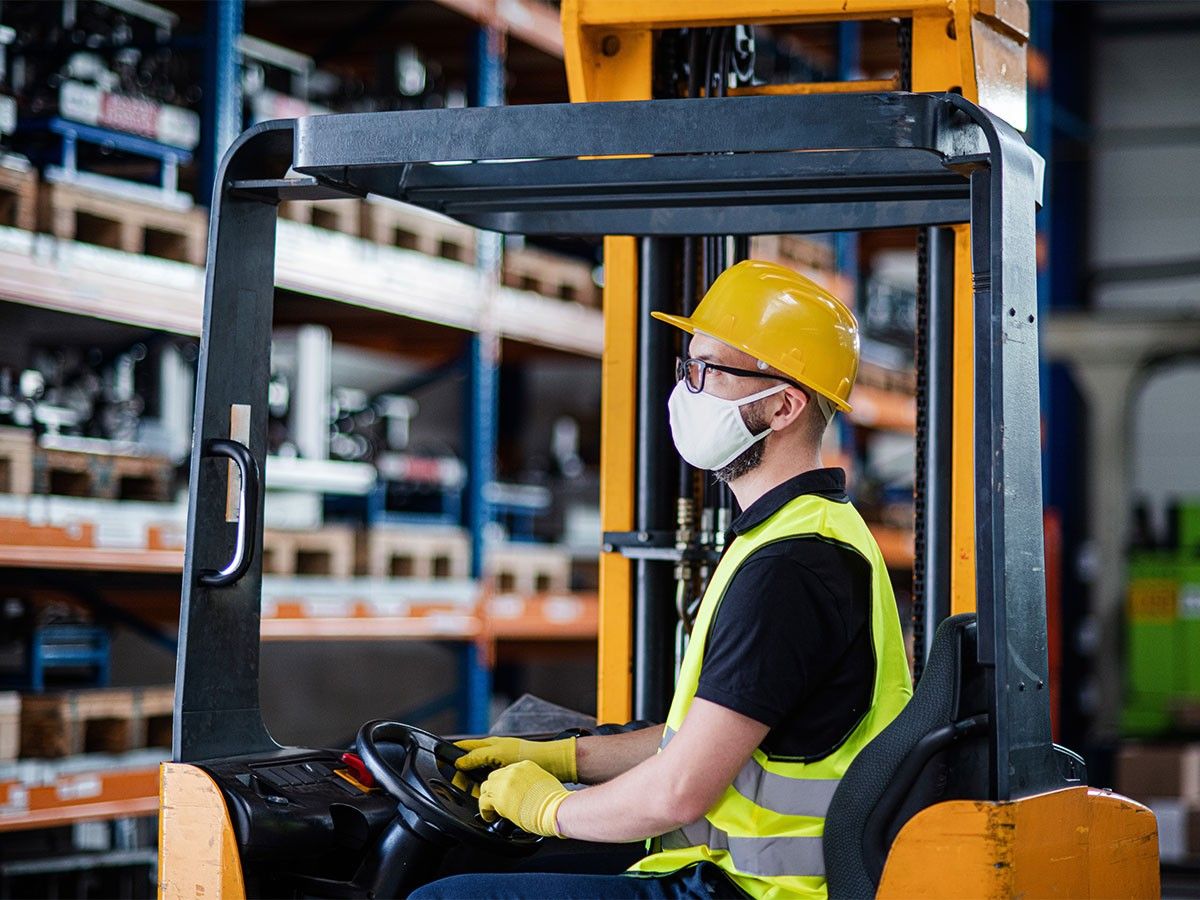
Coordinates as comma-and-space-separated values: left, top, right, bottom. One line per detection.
693, 552, 851, 728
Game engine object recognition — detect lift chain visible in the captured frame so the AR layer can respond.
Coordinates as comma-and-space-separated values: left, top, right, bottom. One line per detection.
912, 229, 931, 682
898, 17, 932, 680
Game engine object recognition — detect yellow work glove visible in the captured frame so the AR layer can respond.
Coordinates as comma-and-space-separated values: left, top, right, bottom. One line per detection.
477, 760, 570, 838
454, 735, 578, 783
449, 769, 481, 798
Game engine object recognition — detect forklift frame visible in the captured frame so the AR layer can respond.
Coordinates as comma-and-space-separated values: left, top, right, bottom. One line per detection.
174, 92, 1056, 802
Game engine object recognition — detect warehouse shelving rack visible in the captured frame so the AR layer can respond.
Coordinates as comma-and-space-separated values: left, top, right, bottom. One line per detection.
0, 2, 601, 846
0, 220, 604, 353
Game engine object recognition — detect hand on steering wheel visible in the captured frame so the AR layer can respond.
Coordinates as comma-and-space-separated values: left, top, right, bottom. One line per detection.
477, 760, 570, 837
454, 735, 578, 783
354, 720, 542, 856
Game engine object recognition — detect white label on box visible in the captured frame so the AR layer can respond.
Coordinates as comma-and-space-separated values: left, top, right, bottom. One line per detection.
157, 104, 200, 149
0, 785, 29, 815
0, 493, 26, 518
24, 495, 49, 527
303, 599, 351, 619
56, 775, 102, 801
1180, 585, 1200, 620
544, 596, 582, 623
154, 521, 187, 550
367, 598, 411, 618
0, 95, 16, 136
491, 596, 525, 619
59, 80, 102, 126
94, 514, 146, 549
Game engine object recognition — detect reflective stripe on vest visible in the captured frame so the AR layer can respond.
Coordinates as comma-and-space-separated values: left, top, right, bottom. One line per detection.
660, 727, 841, 819
662, 819, 827, 877
628, 490, 914, 899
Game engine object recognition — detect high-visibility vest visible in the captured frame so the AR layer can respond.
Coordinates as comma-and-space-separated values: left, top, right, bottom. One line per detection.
627, 491, 913, 899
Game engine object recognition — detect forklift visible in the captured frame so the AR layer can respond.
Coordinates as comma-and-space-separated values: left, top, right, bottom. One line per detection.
160, 2, 1160, 897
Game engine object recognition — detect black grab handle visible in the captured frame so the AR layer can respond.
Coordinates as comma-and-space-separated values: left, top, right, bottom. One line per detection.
197, 438, 260, 588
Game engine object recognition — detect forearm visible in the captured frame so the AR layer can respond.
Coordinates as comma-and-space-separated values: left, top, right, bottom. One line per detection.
575, 725, 664, 784
554, 700, 770, 843
555, 751, 702, 843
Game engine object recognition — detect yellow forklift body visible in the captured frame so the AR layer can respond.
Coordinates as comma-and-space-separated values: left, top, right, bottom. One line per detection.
878, 786, 1160, 897
159, 763, 247, 900
158, 4, 1163, 898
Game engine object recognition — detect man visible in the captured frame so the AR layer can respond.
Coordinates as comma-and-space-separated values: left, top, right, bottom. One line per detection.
412, 260, 913, 899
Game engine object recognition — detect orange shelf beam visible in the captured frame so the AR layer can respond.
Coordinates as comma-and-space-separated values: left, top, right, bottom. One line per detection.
847, 384, 917, 433
0, 765, 160, 833
0, 545, 183, 573
482, 592, 599, 641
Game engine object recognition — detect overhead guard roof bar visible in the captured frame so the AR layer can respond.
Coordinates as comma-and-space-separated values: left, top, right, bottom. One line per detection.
286, 94, 1018, 235
177, 92, 1058, 802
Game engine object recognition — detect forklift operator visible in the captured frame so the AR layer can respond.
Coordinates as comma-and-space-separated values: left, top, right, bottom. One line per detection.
414, 260, 914, 899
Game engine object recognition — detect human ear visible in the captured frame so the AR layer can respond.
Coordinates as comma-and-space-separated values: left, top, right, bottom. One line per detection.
769, 387, 808, 431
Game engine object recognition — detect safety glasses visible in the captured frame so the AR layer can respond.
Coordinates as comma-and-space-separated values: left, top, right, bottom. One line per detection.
675, 357, 807, 395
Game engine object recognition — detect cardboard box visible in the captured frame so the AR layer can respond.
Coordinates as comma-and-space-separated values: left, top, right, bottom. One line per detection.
0, 692, 19, 761
1116, 743, 1200, 804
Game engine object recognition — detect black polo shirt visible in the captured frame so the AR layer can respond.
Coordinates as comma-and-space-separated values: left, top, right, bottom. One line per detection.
693, 468, 876, 761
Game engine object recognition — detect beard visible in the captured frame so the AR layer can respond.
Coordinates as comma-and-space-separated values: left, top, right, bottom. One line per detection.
712, 400, 771, 484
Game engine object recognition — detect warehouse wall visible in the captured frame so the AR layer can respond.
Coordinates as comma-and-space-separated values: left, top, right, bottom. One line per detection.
1090, 5, 1200, 311
1132, 362, 1200, 534
1090, 3, 1200, 525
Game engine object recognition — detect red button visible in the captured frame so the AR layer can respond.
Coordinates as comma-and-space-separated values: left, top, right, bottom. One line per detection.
340, 752, 375, 788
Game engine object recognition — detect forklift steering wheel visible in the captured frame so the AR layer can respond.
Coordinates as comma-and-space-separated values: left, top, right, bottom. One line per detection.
355, 720, 543, 856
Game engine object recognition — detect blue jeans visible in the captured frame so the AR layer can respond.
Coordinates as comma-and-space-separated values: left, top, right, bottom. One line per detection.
409, 862, 740, 899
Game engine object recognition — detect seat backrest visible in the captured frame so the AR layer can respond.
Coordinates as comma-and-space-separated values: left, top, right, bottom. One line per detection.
824, 613, 989, 899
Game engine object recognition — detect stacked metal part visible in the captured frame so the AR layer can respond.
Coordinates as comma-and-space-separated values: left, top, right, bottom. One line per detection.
3, 0, 202, 166
0, 337, 195, 460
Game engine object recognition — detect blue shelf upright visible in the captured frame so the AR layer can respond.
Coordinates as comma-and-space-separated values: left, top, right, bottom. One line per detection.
199, 0, 244, 206
458, 24, 508, 735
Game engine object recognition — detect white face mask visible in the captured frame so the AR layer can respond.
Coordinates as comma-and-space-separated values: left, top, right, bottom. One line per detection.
667, 380, 787, 471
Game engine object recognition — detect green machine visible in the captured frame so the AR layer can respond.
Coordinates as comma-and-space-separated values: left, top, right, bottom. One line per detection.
1124, 501, 1200, 734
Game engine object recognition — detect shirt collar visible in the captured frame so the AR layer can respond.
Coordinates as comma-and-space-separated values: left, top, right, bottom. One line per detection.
730, 467, 848, 535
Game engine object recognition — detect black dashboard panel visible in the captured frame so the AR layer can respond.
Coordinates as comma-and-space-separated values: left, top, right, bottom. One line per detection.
200, 747, 397, 874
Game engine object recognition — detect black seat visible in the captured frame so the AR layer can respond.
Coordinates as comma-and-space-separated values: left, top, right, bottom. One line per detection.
824, 613, 990, 899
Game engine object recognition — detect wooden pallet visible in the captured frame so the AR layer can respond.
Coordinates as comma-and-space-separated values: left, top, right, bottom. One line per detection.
361, 525, 470, 579
134, 684, 174, 750
857, 359, 918, 395
19, 685, 174, 759
262, 526, 356, 577
0, 427, 34, 496
32, 447, 174, 501
0, 162, 37, 231
359, 198, 477, 264
279, 197, 361, 236
485, 543, 571, 595
751, 234, 837, 273
502, 246, 599, 307
39, 180, 207, 265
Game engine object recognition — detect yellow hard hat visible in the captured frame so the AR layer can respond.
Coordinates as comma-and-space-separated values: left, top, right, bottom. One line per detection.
651, 259, 860, 412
